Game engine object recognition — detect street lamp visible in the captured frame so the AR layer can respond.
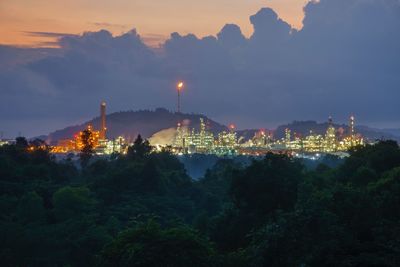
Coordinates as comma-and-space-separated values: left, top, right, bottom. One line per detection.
177, 81, 184, 113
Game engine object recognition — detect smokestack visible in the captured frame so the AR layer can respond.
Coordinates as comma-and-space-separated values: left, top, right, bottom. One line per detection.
350, 115, 355, 136
100, 101, 106, 140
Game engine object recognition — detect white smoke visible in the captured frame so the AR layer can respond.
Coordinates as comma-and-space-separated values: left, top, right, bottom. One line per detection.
148, 127, 177, 146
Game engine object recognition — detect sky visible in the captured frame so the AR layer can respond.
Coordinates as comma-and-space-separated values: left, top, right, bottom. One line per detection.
0, 0, 306, 48
1, 0, 400, 138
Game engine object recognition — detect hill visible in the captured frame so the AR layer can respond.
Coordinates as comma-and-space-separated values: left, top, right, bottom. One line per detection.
46, 108, 227, 145
378, 128, 400, 138
45, 109, 399, 145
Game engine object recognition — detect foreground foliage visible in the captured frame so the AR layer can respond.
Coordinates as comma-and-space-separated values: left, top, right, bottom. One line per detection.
1, 138, 400, 266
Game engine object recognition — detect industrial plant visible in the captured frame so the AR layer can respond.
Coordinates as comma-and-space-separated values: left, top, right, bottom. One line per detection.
51, 101, 129, 155
171, 115, 364, 157
43, 97, 365, 159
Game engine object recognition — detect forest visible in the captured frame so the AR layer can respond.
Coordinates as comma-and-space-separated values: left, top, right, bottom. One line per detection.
1, 136, 400, 267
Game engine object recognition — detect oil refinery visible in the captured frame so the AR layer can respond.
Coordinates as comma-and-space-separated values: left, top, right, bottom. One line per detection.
12, 99, 366, 158
171, 115, 364, 157
51, 102, 129, 155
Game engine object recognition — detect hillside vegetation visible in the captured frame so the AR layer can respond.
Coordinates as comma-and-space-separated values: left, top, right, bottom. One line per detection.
1, 138, 400, 266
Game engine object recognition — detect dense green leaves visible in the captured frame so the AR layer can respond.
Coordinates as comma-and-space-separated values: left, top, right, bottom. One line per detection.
98, 220, 215, 267
230, 153, 303, 215
53, 186, 95, 220
2, 140, 400, 266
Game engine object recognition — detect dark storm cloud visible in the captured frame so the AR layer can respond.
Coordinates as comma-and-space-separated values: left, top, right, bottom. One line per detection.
249, 8, 292, 43
1, 0, 400, 137
217, 24, 246, 49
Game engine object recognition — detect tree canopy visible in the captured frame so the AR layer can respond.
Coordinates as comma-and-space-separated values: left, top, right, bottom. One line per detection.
1, 139, 400, 266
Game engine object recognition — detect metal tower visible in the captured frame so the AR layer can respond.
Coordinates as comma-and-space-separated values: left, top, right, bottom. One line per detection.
100, 101, 107, 140
177, 82, 184, 113
350, 115, 355, 136
349, 115, 355, 145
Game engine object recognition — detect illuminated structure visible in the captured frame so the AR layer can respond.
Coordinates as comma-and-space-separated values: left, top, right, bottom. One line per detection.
251, 130, 271, 147
50, 103, 365, 158
350, 115, 355, 136
173, 122, 190, 153
214, 124, 238, 155
52, 139, 76, 153
96, 136, 129, 155
171, 114, 365, 157
338, 115, 364, 150
51, 102, 131, 155
75, 124, 100, 151
173, 122, 186, 153
100, 101, 107, 140
349, 115, 356, 145
177, 81, 184, 113
111, 136, 129, 154
325, 116, 337, 152
173, 118, 216, 154
0, 139, 14, 147
190, 118, 215, 153
302, 131, 325, 152
281, 115, 364, 154
173, 119, 240, 155
285, 128, 291, 147
53, 125, 101, 153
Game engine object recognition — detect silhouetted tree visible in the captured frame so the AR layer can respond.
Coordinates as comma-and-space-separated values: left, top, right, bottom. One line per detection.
140, 159, 164, 194
127, 134, 151, 159
230, 153, 303, 215
28, 139, 51, 163
15, 136, 28, 150
28, 139, 47, 148
80, 129, 94, 168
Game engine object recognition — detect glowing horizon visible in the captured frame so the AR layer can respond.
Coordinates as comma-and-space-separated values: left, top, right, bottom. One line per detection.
0, 0, 306, 48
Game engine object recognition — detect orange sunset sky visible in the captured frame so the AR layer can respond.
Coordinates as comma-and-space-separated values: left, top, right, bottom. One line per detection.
0, 0, 307, 48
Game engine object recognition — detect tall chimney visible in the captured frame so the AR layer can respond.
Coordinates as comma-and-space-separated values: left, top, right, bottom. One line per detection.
100, 101, 106, 140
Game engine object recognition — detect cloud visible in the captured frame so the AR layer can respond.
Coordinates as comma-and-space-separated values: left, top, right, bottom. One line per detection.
21, 31, 79, 48
22, 31, 78, 38
217, 24, 247, 51
249, 8, 292, 44
90, 22, 129, 29
0, 45, 58, 68
1, 0, 400, 137
140, 33, 168, 48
